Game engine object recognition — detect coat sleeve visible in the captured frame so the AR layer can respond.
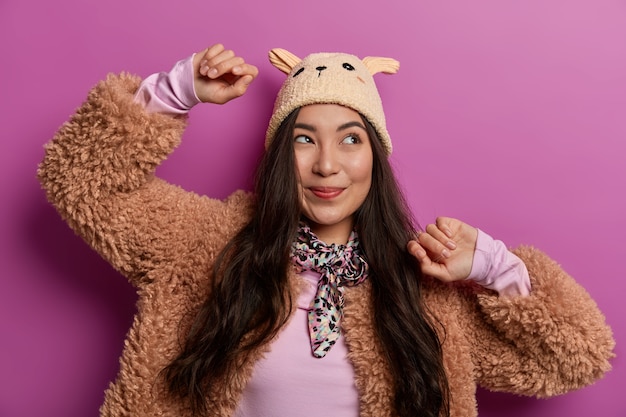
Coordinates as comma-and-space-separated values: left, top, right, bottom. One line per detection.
37, 73, 253, 289
456, 246, 614, 397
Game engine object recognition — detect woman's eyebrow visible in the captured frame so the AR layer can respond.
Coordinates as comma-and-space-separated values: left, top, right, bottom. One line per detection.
294, 123, 316, 132
337, 121, 366, 132
294, 121, 366, 132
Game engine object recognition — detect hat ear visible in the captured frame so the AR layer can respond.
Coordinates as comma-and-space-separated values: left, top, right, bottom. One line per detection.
362, 56, 400, 75
269, 48, 302, 74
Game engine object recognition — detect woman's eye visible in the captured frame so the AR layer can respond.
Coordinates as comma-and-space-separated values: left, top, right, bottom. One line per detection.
342, 134, 361, 144
294, 135, 312, 144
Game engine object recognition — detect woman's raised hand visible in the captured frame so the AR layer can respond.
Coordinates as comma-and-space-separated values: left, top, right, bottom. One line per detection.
407, 217, 479, 283
192, 44, 258, 104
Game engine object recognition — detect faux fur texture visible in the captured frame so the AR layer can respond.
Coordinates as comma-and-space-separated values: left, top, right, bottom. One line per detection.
38, 74, 615, 417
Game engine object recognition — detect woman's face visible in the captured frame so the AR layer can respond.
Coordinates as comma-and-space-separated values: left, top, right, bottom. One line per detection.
293, 104, 374, 245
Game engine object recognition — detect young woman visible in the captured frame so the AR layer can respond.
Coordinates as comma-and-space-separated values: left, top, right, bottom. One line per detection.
38, 44, 614, 417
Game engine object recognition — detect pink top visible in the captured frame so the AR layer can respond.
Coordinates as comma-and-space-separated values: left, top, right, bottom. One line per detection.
233, 269, 360, 417
133, 55, 531, 417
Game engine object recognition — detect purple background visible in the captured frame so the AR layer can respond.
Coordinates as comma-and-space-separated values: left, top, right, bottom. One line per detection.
1, 0, 624, 416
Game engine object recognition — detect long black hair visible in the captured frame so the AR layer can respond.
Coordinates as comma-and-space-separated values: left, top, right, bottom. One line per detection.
163, 108, 450, 417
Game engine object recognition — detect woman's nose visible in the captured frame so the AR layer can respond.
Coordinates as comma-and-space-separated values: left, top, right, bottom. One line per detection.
312, 146, 340, 177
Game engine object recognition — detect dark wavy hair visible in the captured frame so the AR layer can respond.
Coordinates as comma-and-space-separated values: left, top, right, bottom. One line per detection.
163, 108, 450, 417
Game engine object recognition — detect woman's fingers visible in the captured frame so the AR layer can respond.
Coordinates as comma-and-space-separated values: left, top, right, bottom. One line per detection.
201, 52, 238, 78
435, 217, 455, 239
194, 44, 224, 74
409, 217, 478, 282
200, 46, 258, 78
228, 73, 256, 98
407, 240, 453, 281
193, 43, 258, 104
419, 223, 457, 259
407, 239, 426, 260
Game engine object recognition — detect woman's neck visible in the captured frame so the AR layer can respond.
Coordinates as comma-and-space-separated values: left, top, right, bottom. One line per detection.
307, 219, 354, 245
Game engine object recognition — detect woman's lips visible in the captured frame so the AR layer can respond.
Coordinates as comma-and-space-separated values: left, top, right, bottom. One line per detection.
310, 187, 344, 199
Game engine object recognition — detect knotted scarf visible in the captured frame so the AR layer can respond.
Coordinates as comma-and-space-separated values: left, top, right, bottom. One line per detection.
290, 223, 369, 358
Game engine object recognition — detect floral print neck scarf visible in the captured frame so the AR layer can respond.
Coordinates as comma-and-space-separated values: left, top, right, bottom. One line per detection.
290, 222, 369, 358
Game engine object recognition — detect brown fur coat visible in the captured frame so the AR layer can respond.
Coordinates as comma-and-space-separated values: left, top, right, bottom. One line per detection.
38, 74, 614, 417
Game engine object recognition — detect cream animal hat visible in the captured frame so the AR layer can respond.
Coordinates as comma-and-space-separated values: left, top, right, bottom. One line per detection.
265, 48, 400, 155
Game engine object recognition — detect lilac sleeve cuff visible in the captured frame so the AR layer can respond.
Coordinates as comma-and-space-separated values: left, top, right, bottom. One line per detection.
133, 54, 201, 114
466, 229, 531, 297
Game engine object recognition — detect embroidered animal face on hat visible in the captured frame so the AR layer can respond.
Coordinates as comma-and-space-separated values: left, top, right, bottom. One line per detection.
265, 48, 399, 155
